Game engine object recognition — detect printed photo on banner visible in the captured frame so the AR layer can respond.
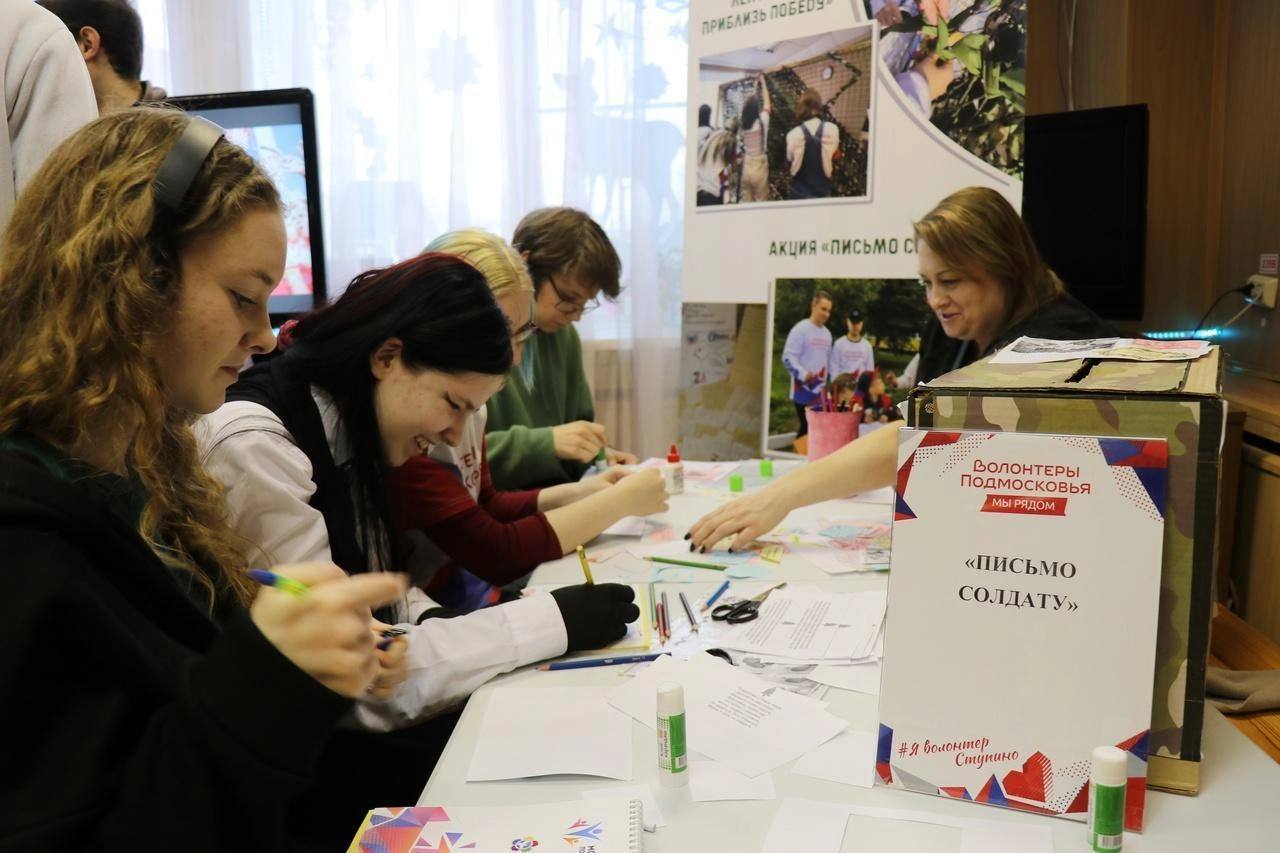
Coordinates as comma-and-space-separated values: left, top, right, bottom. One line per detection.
763, 277, 927, 456
695, 24, 875, 208
868, 0, 1027, 178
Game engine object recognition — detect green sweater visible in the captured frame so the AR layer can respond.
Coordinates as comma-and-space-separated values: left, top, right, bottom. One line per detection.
485, 324, 595, 489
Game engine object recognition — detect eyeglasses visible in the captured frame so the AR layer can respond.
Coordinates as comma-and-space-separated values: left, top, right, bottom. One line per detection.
511, 293, 539, 344
547, 276, 601, 316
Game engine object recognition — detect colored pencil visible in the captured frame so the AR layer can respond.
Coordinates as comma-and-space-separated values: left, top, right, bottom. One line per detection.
643, 555, 728, 571
538, 653, 662, 671
702, 579, 730, 612
648, 581, 658, 631
678, 590, 699, 634
576, 545, 595, 584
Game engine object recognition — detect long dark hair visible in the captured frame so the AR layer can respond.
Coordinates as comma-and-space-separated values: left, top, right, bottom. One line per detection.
741, 95, 761, 132
283, 253, 512, 573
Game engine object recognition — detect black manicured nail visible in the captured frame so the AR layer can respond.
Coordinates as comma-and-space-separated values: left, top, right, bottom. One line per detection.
683, 533, 691, 540
689, 543, 697, 552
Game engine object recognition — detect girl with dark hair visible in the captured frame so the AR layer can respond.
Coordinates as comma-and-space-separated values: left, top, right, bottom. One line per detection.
739, 74, 772, 202
697, 102, 713, 150
198, 252, 640, 732
785, 87, 839, 199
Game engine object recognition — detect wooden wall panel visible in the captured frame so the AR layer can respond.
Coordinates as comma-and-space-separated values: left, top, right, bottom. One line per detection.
1027, 0, 1130, 116
1216, 0, 1280, 374
1127, 0, 1223, 332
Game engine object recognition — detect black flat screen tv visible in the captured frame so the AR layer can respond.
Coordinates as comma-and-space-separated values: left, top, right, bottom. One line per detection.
1022, 104, 1148, 322
165, 87, 327, 321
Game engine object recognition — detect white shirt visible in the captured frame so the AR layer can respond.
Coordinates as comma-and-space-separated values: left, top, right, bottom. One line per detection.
0, 0, 97, 244
829, 335, 875, 379
785, 117, 839, 178
781, 318, 833, 404
196, 393, 568, 731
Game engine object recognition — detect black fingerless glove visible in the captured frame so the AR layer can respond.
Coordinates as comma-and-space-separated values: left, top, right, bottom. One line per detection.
549, 583, 640, 652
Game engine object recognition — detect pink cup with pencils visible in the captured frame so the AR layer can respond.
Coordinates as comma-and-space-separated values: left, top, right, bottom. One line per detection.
805, 407, 858, 460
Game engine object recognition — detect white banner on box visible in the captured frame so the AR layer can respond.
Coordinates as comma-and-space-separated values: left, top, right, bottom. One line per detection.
683, 0, 1027, 302
877, 428, 1166, 832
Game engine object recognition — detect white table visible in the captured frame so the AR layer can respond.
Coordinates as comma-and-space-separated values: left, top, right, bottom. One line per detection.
419, 473, 1280, 851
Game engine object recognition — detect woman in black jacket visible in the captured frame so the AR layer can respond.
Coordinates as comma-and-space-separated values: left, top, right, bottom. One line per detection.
0, 109, 407, 851
688, 186, 1118, 551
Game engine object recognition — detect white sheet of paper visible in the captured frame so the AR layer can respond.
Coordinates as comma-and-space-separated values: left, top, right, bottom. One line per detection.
688, 757, 777, 801
989, 334, 1209, 364
606, 654, 845, 777
602, 515, 648, 537
852, 485, 896, 504
804, 548, 868, 575
761, 798, 852, 852
764, 799, 1054, 853
466, 687, 632, 781
790, 730, 877, 788
582, 784, 665, 831
809, 661, 881, 695
959, 825, 1054, 853
715, 588, 885, 663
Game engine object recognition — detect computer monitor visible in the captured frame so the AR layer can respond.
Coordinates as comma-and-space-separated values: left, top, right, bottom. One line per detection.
1022, 104, 1149, 322
165, 88, 327, 320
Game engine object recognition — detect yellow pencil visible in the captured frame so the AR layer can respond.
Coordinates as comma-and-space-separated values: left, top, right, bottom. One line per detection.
577, 545, 595, 584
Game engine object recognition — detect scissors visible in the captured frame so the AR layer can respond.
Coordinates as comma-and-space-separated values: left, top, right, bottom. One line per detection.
710, 582, 787, 624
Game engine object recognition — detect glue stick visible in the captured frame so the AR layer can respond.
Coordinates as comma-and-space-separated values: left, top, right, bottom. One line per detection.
1087, 745, 1126, 851
662, 444, 684, 495
593, 448, 608, 473
656, 682, 688, 786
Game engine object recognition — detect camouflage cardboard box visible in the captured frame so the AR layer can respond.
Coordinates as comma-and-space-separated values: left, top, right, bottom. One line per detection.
907, 348, 1223, 795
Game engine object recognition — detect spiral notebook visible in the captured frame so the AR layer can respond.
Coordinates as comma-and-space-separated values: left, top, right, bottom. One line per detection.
347, 798, 644, 852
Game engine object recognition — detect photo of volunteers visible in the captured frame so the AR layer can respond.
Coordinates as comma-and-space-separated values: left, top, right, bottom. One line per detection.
766, 277, 927, 455
696, 24, 875, 207
867, 0, 1027, 178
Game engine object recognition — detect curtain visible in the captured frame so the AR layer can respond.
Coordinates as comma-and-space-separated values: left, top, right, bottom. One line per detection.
136, 0, 688, 461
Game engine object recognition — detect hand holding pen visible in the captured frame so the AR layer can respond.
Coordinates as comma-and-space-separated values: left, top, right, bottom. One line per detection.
248, 563, 408, 698
368, 619, 410, 700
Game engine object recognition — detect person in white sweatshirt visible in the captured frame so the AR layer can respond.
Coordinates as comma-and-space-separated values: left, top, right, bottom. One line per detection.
0, 0, 97, 244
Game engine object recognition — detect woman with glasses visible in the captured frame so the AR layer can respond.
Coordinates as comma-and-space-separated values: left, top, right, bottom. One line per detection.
385, 230, 669, 612
687, 186, 1116, 551
485, 207, 640, 490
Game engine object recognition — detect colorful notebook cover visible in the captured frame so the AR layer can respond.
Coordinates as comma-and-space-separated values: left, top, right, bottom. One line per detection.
348, 798, 643, 853
877, 429, 1167, 831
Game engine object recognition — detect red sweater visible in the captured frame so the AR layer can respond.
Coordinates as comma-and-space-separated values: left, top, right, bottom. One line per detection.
387, 439, 564, 596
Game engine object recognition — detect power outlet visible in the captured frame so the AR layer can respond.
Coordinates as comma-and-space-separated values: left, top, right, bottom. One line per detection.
1248, 274, 1277, 309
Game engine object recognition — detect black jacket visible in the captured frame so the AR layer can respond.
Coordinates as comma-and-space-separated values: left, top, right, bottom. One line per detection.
917, 292, 1119, 385
0, 448, 350, 851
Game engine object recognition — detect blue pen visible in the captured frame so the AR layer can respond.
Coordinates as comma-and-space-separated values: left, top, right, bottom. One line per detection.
247, 568, 310, 597
537, 653, 663, 671
702, 579, 731, 612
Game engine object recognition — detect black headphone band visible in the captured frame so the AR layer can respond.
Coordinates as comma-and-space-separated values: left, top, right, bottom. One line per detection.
153, 116, 225, 210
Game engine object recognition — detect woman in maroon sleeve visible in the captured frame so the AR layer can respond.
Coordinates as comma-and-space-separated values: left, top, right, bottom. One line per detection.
385, 229, 668, 612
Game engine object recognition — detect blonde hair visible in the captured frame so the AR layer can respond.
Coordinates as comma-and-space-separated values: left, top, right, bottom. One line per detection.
913, 187, 1064, 331
0, 107, 281, 609
424, 228, 532, 298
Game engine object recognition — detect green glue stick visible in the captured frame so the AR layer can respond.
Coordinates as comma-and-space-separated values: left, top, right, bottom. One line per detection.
593, 448, 608, 473
760, 459, 773, 477
656, 682, 688, 787
728, 473, 744, 492
1087, 745, 1127, 851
